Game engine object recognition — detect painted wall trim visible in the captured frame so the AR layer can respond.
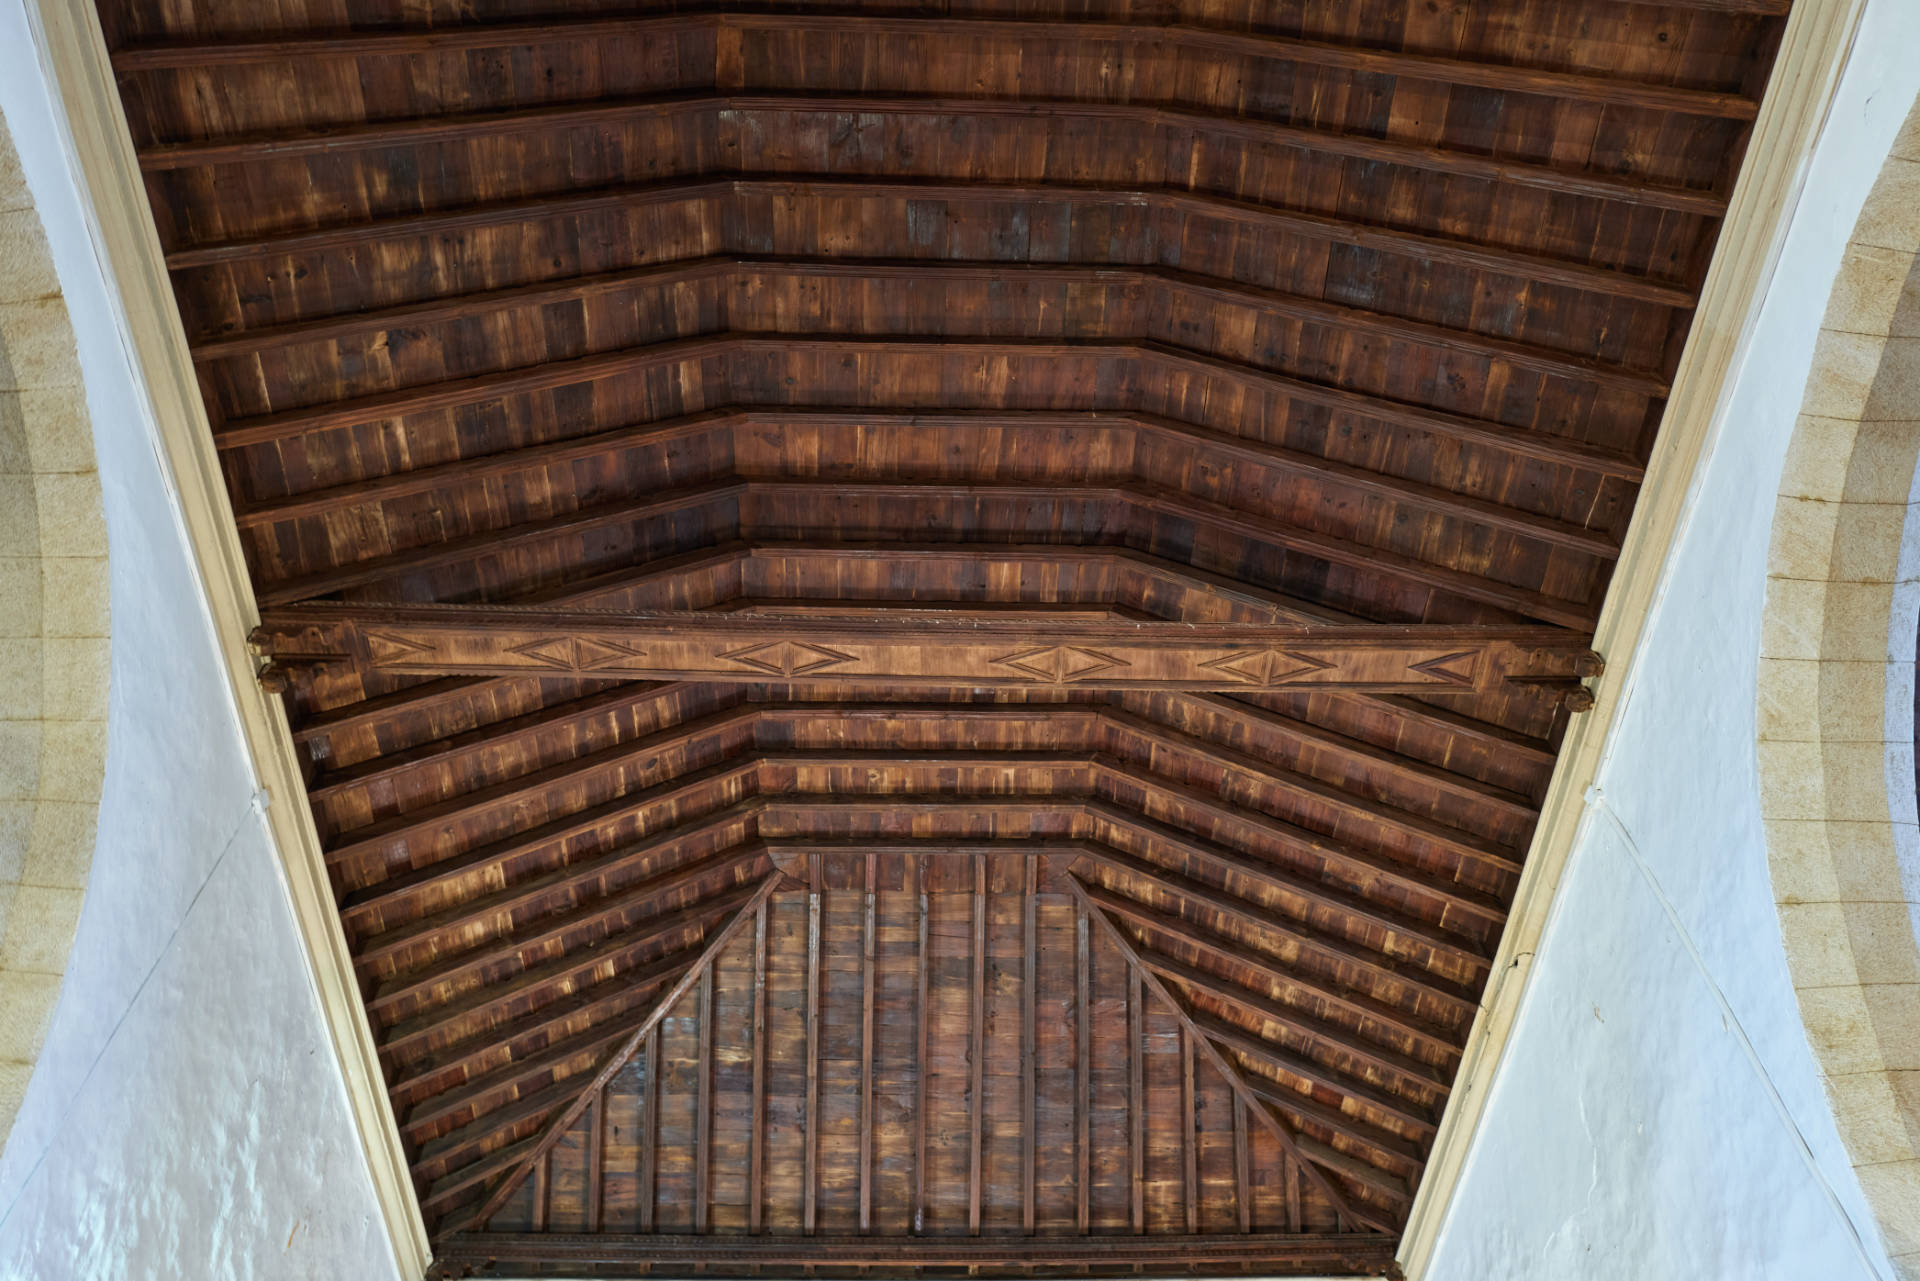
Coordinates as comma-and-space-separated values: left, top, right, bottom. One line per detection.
1395, 1, 1871, 1275
13, 3, 432, 1276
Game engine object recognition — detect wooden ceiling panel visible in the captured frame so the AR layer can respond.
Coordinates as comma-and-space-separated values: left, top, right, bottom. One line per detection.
93, 1, 1786, 1275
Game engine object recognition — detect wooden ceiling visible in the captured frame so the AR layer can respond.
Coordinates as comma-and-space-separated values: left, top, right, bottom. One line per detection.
96, 0, 1786, 1275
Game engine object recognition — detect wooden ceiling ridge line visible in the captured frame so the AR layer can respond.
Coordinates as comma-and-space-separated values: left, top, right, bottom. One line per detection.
233, 406, 1640, 536
1068, 877, 1397, 1234
437, 870, 783, 1239
212, 333, 1647, 489
106, 8, 1762, 122
163, 174, 1700, 310
252, 601, 1603, 698
245, 481, 1603, 629
131, 88, 1730, 216
188, 253, 1672, 399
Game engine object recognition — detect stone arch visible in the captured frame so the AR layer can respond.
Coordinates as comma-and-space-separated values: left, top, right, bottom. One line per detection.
0, 107, 108, 1138
1758, 96, 1920, 1274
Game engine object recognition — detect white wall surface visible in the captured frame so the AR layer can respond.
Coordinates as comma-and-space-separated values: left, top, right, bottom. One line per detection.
1426, 3, 1920, 1279
0, 4, 403, 1277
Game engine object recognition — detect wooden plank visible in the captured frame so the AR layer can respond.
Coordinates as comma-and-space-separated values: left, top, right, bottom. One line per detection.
1234, 1098, 1252, 1234
1183, 1027, 1199, 1234
804, 885, 822, 1236
750, 903, 767, 1235
165, 174, 1694, 311
968, 858, 987, 1237
114, 13, 1759, 119
1022, 858, 1038, 1234
694, 965, 714, 1235
198, 258, 1664, 399
138, 89, 1729, 214
586, 1093, 605, 1234
913, 857, 930, 1236
639, 1028, 659, 1233
1128, 970, 1144, 1234
860, 852, 877, 1235
1076, 904, 1092, 1236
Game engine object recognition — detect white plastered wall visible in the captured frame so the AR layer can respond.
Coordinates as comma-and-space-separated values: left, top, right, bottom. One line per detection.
0, 2, 405, 1277
1425, 3, 1920, 1278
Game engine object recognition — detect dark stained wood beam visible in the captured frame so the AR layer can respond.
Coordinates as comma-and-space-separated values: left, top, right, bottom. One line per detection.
639, 1026, 659, 1233
804, 880, 822, 1236
113, 12, 1759, 120
1070, 878, 1393, 1234
969, 858, 987, 1236
1075, 903, 1092, 1236
246, 475, 1604, 628
427, 1231, 1403, 1274
860, 851, 877, 1236
216, 334, 1642, 485
193, 257, 1666, 400
165, 175, 1696, 310
233, 405, 1632, 557
135, 89, 1730, 215
913, 856, 930, 1236
698, 967, 718, 1234
1129, 969, 1145, 1234
455, 872, 782, 1235
749, 901, 768, 1235
1023, 858, 1039, 1234
1073, 879, 1462, 1070
1070, 844, 1478, 1030
256, 603, 1601, 696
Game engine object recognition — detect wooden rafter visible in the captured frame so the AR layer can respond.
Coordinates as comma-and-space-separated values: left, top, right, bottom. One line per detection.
1068, 876, 1397, 1235
450, 871, 783, 1235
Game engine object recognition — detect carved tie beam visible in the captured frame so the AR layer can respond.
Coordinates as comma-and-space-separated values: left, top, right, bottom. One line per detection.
252, 603, 1601, 700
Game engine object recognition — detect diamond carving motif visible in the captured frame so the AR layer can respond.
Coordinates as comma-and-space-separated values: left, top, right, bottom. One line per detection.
365, 631, 441, 665
573, 636, 650, 670
719, 640, 858, 677
1408, 650, 1479, 686
505, 636, 578, 669
1197, 648, 1335, 686
992, 646, 1131, 683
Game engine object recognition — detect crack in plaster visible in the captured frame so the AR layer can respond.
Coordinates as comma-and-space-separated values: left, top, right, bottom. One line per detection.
0, 789, 257, 1239
1591, 788, 1889, 1281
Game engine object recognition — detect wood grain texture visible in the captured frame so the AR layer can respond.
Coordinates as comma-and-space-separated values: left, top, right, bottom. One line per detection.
89, 0, 1785, 1272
